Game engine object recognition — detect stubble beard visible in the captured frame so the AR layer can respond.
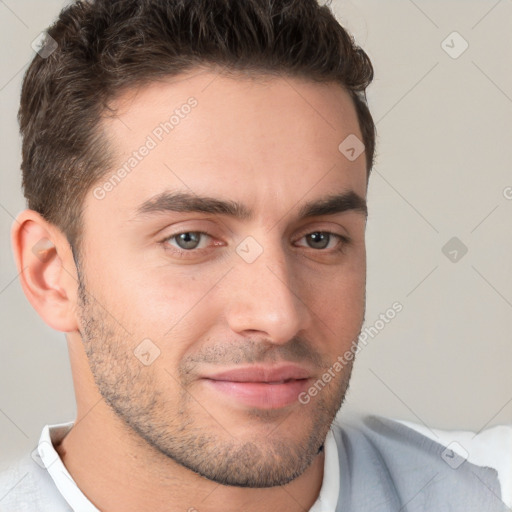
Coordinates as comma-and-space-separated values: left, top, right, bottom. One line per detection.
76, 275, 355, 487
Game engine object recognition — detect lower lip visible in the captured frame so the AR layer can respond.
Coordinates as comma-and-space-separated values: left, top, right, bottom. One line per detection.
203, 379, 311, 409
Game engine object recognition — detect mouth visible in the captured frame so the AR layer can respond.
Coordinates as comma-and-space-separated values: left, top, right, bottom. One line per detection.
201, 365, 312, 410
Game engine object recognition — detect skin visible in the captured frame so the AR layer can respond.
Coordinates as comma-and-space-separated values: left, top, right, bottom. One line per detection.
12, 68, 368, 512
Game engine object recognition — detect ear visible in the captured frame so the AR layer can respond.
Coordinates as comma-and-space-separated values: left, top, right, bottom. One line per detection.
11, 210, 80, 332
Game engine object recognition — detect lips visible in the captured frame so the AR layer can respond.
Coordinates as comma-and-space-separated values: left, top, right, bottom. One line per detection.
205, 365, 311, 383
201, 365, 312, 409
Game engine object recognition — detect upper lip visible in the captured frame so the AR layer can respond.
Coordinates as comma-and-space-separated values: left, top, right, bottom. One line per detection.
204, 364, 312, 383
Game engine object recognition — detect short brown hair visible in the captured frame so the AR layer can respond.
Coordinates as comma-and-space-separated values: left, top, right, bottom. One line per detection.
19, 0, 375, 254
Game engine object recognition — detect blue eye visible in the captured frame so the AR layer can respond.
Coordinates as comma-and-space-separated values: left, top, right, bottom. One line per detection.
303, 232, 338, 250
295, 231, 351, 253
164, 231, 211, 252
160, 230, 351, 259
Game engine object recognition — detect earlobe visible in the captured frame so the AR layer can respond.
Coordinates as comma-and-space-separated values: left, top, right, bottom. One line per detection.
11, 210, 80, 333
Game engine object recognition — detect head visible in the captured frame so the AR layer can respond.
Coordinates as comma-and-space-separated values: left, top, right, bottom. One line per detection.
13, 0, 375, 488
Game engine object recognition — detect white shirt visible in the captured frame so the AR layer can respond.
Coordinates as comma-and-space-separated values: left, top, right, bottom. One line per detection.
0, 417, 510, 511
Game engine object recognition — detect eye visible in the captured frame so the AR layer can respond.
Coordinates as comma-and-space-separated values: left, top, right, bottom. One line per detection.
163, 231, 213, 253
296, 231, 350, 252
159, 229, 351, 259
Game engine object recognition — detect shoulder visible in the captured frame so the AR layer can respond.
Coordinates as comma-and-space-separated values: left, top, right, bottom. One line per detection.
330, 415, 512, 512
0, 453, 71, 511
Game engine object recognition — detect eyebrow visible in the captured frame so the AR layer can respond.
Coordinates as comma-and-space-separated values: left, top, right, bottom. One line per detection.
133, 190, 368, 221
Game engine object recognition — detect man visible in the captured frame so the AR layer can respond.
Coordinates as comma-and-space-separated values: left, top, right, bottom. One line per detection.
0, 0, 510, 510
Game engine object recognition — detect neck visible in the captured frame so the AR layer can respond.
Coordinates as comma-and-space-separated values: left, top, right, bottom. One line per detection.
55, 403, 324, 512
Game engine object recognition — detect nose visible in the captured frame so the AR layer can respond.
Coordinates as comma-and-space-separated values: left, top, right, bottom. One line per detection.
224, 238, 313, 345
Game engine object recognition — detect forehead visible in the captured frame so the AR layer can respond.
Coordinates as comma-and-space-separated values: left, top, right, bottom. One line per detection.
89, 69, 366, 225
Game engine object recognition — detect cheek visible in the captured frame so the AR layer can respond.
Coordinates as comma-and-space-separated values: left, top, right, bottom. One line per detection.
96, 260, 225, 346
311, 277, 364, 326
298, 256, 366, 341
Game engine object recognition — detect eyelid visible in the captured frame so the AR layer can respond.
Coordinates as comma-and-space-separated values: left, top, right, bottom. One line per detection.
293, 223, 350, 241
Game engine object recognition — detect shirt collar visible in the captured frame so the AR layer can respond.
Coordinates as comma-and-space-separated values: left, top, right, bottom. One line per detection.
309, 428, 340, 512
38, 421, 100, 511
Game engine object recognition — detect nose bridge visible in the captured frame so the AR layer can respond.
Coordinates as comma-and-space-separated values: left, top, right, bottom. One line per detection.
224, 233, 312, 343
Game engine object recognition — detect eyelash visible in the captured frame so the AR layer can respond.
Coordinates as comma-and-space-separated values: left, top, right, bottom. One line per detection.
159, 230, 351, 258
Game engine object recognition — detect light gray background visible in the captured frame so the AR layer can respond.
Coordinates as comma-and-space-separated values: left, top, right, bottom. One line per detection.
1, 0, 511, 468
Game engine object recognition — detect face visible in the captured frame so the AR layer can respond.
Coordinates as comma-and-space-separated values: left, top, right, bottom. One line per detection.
76, 69, 368, 487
